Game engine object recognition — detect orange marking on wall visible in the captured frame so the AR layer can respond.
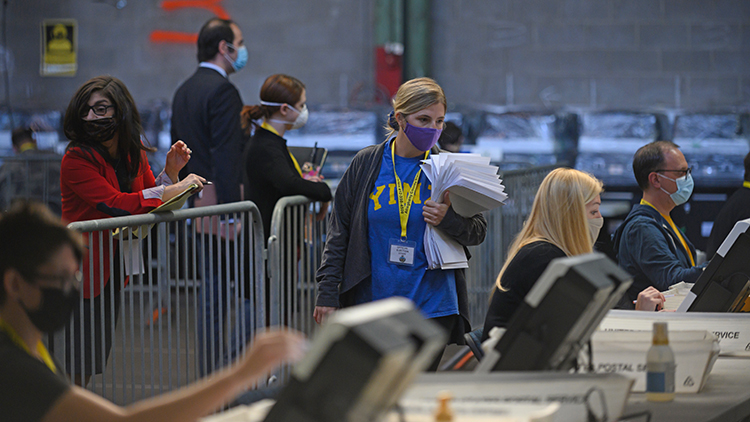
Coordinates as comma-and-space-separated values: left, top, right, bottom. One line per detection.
149, 30, 198, 44
161, 0, 230, 19
150, 0, 231, 44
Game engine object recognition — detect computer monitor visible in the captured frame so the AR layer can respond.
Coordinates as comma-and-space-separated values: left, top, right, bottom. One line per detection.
263, 297, 446, 422
679, 218, 750, 312
477, 253, 632, 372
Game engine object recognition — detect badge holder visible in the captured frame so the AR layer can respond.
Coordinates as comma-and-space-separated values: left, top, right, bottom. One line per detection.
389, 238, 416, 266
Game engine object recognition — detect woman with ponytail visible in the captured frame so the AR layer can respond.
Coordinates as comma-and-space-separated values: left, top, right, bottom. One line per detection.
240, 74, 332, 240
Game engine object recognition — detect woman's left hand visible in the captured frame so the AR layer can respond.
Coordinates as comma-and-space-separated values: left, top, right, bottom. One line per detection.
423, 191, 451, 226
316, 201, 330, 221
165, 140, 192, 181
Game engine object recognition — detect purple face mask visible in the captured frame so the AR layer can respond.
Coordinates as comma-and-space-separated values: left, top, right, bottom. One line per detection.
403, 121, 442, 152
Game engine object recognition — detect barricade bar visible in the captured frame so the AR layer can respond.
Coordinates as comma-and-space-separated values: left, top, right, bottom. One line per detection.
267, 195, 329, 381
68, 201, 259, 231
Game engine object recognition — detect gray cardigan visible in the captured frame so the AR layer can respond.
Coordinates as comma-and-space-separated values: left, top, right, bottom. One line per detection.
315, 141, 488, 336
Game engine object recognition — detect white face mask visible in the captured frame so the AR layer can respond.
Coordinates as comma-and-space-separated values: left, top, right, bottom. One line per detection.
261, 101, 308, 130
588, 217, 604, 245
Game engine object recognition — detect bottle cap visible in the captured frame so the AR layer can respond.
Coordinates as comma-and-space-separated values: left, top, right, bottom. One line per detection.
434, 390, 453, 421
652, 321, 669, 345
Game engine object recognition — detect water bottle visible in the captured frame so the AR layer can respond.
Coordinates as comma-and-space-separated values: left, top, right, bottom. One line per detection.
646, 321, 676, 402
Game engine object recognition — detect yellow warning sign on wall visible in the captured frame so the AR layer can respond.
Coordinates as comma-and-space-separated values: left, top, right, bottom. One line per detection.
41, 19, 77, 77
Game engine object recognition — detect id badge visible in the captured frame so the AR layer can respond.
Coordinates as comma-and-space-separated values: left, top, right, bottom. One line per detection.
389, 238, 416, 266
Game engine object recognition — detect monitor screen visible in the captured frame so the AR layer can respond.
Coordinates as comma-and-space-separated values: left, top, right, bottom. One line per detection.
680, 218, 750, 312
263, 297, 446, 422
477, 253, 632, 372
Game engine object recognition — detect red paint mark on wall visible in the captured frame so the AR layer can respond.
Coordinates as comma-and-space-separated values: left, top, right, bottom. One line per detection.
149, 31, 198, 44
161, 0, 230, 19
150, 0, 231, 44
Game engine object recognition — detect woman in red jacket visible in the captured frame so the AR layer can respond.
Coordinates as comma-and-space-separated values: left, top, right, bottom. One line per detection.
61, 75, 205, 384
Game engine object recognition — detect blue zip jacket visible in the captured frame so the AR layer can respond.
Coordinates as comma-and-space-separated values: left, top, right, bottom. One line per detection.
612, 203, 705, 301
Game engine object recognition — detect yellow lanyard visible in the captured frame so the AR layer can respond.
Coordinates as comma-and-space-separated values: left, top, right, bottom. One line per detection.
0, 316, 57, 374
391, 140, 429, 238
288, 150, 303, 177
261, 121, 303, 177
743, 181, 750, 189
641, 199, 695, 266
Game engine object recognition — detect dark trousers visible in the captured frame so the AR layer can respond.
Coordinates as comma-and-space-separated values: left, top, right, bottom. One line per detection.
426, 313, 459, 371
65, 273, 121, 376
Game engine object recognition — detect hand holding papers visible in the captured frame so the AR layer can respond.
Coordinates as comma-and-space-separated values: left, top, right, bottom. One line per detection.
151, 182, 201, 213
420, 153, 507, 269
111, 183, 201, 239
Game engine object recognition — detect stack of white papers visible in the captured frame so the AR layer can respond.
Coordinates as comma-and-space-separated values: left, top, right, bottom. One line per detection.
420, 153, 508, 269
662, 281, 694, 311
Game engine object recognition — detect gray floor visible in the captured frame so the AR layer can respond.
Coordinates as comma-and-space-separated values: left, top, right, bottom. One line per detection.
86, 288, 201, 405
50, 285, 258, 406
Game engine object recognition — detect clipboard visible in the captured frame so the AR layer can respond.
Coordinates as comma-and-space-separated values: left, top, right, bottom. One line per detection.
112, 183, 200, 239
151, 183, 200, 213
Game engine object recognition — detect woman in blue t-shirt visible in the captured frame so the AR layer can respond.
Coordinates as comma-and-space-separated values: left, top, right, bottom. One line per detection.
315, 78, 487, 349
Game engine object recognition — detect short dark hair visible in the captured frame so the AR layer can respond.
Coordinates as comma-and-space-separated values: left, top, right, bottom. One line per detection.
197, 18, 236, 63
744, 151, 750, 182
438, 121, 462, 151
0, 201, 83, 305
632, 140, 680, 190
11, 127, 34, 149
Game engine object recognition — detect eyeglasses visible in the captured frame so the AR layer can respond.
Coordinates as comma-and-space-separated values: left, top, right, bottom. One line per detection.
32, 271, 82, 292
655, 167, 692, 177
85, 104, 114, 117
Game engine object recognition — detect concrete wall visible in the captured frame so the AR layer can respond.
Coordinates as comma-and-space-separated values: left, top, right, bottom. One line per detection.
3, 0, 748, 113
5, 0, 373, 111
433, 0, 750, 110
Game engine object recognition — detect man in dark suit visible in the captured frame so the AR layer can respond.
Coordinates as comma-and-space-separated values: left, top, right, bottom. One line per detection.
171, 17, 247, 205
171, 18, 250, 376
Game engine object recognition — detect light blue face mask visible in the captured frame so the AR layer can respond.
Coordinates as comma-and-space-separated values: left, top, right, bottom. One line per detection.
658, 173, 694, 206
225, 43, 248, 72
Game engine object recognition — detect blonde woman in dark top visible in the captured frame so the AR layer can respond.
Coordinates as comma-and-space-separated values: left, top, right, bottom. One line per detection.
482, 168, 664, 341
482, 168, 603, 340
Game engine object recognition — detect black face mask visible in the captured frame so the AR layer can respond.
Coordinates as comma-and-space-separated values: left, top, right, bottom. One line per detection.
82, 116, 118, 143
21, 287, 79, 333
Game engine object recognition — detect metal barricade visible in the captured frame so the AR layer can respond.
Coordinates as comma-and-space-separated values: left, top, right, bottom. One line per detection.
465, 165, 559, 327
56, 201, 265, 405
0, 154, 62, 214
267, 196, 327, 341
266, 196, 328, 382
